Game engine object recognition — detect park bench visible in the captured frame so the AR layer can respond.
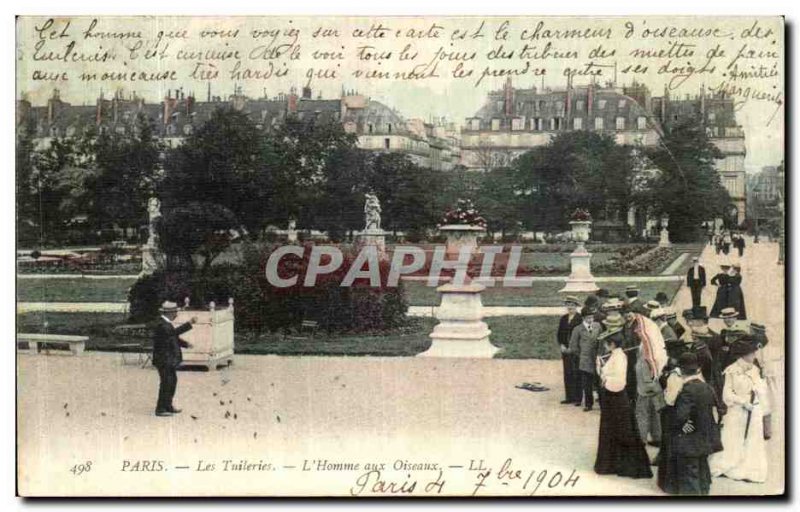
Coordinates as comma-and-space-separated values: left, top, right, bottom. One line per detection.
17, 333, 88, 356
283, 320, 319, 341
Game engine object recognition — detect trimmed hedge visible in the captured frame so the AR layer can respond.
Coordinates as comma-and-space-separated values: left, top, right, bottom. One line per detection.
128, 243, 408, 334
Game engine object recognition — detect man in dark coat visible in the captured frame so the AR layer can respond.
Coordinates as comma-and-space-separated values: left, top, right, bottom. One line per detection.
673, 353, 722, 495
666, 310, 686, 340
557, 296, 583, 404
152, 301, 197, 417
624, 286, 649, 316
734, 234, 746, 257
686, 257, 706, 310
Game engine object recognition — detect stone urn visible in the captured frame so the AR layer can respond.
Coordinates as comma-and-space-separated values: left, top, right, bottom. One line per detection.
559, 220, 599, 293
658, 216, 671, 247
570, 220, 592, 247
421, 224, 496, 358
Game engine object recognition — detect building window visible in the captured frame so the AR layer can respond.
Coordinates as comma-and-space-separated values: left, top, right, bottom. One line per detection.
595, 117, 604, 130
637, 116, 647, 130
618, 99, 627, 108
708, 112, 716, 122
368, 123, 373, 133
574, 117, 583, 130
549, 118, 556, 130
538, 100, 546, 110
470, 119, 480, 130
576, 100, 584, 111
384, 138, 390, 149
511, 118, 524, 131
598, 99, 606, 109
554, 118, 563, 130
388, 123, 392, 133
616, 117, 625, 130
491, 119, 500, 131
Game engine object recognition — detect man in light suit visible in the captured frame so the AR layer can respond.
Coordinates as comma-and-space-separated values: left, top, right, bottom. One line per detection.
568, 308, 603, 411
152, 301, 197, 417
686, 257, 706, 310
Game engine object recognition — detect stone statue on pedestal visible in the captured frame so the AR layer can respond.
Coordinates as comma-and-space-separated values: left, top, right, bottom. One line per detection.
146, 197, 162, 246
364, 193, 381, 231
142, 197, 162, 275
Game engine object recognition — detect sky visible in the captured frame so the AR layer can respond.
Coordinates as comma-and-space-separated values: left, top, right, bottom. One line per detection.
16, 15, 784, 172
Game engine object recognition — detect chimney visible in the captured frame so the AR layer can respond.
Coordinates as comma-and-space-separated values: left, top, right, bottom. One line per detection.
587, 82, 594, 118
186, 94, 194, 115
504, 76, 514, 117
288, 87, 298, 113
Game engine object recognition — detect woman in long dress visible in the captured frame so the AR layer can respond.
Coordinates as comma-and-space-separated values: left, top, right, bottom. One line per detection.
594, 328, 653, 479
710, 265, 732, 318
709, 339, 771, 483
726, 265, 747, 320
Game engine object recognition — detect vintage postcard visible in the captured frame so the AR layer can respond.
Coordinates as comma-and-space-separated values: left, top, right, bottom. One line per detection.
15, 15, 785, 497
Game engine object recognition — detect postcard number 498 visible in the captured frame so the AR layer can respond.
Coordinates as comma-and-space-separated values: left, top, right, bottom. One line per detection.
70, 461, 92, 476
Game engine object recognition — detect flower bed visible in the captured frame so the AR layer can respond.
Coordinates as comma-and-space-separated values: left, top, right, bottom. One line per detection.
594, 246, 676, 275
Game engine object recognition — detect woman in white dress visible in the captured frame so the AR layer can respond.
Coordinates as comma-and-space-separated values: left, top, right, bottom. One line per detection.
710, 338, 771, 483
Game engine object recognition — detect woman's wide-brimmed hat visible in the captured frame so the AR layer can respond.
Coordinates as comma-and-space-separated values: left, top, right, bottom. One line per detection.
598, 325, 624, 341
730, 336, 759, 358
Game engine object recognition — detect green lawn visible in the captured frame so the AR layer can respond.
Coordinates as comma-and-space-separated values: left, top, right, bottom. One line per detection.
16, 278, 136, 303
405, 280, 683, 307
16, 312, 561, 360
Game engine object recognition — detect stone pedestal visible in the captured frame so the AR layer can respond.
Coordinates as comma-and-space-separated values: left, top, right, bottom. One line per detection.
659, 228, 671, 247
140, 244, 161, 276
357, 228, 387, 259
421, 283, 496, 358
559, 220, 599, 293
422, 224, 496, 358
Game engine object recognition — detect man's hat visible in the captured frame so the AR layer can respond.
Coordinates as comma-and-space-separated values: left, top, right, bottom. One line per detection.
665, 309, 678, 320
750, 323, 767, 334
655, 291, 669, 303
732, 263, 742, 270
651, 307, 669, 320
603, 313, 625, 329
602, 297, 624, 311
720, 307, 739, 319
159, 300, 179, 312
683, 306, 708, 321
678, 352, 700, 373
564, 295, 581, 307
692, 256, 700, 262
624, 285, 640, 297
645, 300, 661, 311
596, 288, 610, 298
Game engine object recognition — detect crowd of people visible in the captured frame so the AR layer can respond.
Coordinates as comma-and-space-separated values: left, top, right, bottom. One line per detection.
556, 248, 773, 495
710, 230, 747, 258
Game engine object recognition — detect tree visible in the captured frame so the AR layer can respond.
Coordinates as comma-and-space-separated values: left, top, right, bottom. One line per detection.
16, 119, 39, 244
88, 115, 162, 236
156, 201, 238, 272
475, 167, 523, 238
644, 118, 731, 242
27, 135, 82, 242
161, 108, 268, 235
513, 131, 641, 232
366, 153, 446, 235
262, 115, 361, 230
